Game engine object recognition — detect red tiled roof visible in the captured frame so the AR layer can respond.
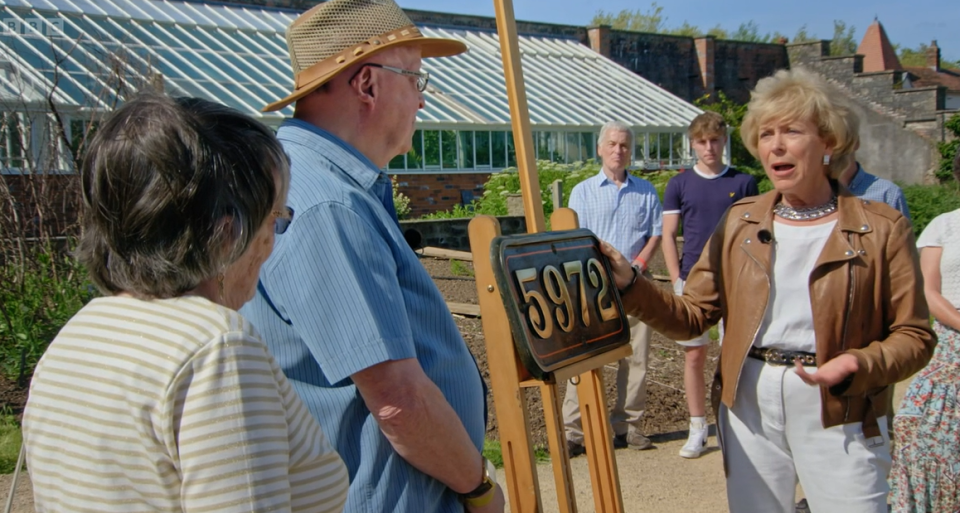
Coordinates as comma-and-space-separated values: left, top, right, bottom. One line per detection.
857, 19, 901, 72
904, 66, 960, 92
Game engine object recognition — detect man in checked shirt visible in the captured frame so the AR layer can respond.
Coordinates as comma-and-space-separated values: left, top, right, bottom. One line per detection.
562, 120, 663, 456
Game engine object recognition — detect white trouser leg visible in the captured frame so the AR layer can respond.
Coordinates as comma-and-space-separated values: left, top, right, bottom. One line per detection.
721, 357, 891, 513
721, 357, 797, 513
784, 365, 891, 513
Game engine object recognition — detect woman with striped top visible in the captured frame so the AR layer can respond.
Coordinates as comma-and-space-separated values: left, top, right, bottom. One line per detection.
22, 93, 348, 512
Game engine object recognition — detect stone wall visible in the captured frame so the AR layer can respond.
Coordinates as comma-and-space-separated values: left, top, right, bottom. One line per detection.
711, 39, 788, 103
400, 216, 527, 251
393, 172, 490, 218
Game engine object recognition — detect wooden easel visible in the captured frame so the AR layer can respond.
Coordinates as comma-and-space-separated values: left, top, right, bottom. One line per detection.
472, 2, 625, 510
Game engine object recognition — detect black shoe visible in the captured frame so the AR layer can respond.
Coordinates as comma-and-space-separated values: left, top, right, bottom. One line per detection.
795, 499, 810, 513
567, 440, 586, 458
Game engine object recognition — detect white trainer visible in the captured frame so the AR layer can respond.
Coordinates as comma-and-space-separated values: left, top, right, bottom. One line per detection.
679, 422, 709, 459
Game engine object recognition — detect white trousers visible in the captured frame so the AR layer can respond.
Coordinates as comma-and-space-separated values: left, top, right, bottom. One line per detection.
720, 357, 891, 513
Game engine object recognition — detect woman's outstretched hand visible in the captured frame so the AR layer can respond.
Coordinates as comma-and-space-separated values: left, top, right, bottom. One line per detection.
599, 241, 635, 291
794, 353, 859, 387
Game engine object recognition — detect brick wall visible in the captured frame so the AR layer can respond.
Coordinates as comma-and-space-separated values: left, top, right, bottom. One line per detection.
711, 40, 789, 103
393, 172, 490, 218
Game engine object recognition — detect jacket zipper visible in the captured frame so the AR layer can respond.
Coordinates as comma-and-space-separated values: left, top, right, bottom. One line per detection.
839, 232, 856, 422
734, 244, 772, 401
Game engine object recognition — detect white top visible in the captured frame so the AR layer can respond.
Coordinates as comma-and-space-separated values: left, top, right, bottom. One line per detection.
756, 220, 837, 353
23, 296, 349, 513
917, 208, 960, 309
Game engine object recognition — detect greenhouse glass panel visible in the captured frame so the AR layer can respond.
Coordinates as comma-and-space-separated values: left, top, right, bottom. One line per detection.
659, 133, 671, 164
565, 132, 580, 163
407, 130, 423, 170
422, 130, 439, 168
388, 153, 405, 170
207, 30, 249, 54
137, 23, 183, 48
459, 131, 474, 169
536, 132, 550, 161
440, 130, 457, 170
492, 131, 507, 168
581, 132, 595, 161
507, 131, 517, 167
475, 131, 490, 168
155, 49, 205, 80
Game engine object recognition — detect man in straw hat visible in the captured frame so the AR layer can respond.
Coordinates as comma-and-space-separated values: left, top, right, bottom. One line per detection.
242, 1, 504, 511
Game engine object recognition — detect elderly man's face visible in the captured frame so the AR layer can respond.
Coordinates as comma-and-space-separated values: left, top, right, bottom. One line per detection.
371, 47, 425, 159
597, 130, 632, 174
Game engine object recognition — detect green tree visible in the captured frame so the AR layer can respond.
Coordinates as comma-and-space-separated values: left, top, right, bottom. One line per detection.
897, 43, 960, 70
730, 21, 771, 43
592, 3, 666, 32
792, 24, 815, 43
935, 113, 960, 183
830, 20, 857, 55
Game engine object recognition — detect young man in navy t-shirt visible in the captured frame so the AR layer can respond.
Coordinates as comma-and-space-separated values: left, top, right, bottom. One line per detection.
661, 111, 759, 459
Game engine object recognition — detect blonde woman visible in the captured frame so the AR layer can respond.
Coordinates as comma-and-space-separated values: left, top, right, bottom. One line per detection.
601, 69, 934, 513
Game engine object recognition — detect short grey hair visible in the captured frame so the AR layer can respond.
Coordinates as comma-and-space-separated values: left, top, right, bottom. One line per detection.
77, 93, 290, 298
598, 120, 635, 148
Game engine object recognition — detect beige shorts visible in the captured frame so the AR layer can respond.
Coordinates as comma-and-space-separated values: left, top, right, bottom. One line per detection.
673, 278, 712, 347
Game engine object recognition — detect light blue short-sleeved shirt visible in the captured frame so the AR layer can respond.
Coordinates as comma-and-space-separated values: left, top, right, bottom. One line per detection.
241, 119, 485, 513
568, 169, 663, 261
847, 164, 911, 220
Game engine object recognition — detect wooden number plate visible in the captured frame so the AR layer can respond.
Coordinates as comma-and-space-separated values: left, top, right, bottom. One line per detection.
491, 229, 629, 379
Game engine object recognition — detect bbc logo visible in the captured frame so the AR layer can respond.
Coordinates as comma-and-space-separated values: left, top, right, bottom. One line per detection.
3, 18, 64, 37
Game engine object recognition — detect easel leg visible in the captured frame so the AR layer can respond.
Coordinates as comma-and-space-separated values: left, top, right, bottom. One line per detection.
470, 216, 542, 513
540, 382, 577, 513
578, 369, 625, 513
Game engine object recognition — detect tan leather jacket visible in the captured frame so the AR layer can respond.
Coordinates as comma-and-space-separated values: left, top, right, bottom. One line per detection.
622, 187, 935, 437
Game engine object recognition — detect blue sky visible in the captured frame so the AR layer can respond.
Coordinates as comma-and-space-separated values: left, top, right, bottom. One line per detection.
402, 0, 959, 62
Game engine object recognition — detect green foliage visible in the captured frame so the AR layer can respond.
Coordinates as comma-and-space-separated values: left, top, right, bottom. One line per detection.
903, 182, 960, 237
482, 439, 549, 469
392, 179, 412, 220
0, 408, 22, 474
830, 20, 858, 56
934, 114, 960, 183
420, 160, 678, 220
897, 43, 960, 70
450, 260, 474, 277
592, 3, 665, 33
0, 245, 95, 380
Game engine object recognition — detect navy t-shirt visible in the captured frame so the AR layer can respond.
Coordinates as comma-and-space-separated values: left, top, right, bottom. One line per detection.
663, 166, 759, 279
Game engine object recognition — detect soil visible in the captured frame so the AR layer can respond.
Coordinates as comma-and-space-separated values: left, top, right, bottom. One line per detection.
423, 256, 719, 449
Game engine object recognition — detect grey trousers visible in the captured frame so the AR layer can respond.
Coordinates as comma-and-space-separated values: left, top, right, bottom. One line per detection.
561, 315, 652, 443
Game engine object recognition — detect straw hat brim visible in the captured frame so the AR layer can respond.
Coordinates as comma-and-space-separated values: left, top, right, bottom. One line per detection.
262, 37, 467, 113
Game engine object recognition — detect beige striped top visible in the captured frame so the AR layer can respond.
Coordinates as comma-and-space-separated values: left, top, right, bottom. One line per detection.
23, 295, 348, 513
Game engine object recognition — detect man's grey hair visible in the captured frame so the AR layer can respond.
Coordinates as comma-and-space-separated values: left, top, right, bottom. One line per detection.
598, 120, 635, 148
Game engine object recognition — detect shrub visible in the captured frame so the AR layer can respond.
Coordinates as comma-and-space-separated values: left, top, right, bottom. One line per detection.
0, 245, 94, 380
393, 179, 412, 220
903, 182, 960, 238
421, 160, 678, 220
935, 113, 960, 183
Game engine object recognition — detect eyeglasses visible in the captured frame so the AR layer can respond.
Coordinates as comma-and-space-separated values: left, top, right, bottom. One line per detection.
273, 206, 294, 234
355, 63, 430, 92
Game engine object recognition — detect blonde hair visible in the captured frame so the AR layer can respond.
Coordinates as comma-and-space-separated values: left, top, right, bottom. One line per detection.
688, 111, 727, 140
741, 68, 859, 179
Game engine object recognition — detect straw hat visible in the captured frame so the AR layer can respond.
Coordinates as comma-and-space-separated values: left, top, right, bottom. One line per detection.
263, 0, 467, 112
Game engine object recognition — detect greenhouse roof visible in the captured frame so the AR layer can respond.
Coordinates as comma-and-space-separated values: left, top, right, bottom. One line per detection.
0, 0, 700, 130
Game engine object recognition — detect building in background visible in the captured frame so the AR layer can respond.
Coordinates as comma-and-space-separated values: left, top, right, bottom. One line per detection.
0, 0, 702, 217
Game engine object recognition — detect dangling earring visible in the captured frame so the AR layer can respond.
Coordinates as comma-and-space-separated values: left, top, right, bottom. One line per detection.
217, 270, 225, 304
823, 154, 831, 165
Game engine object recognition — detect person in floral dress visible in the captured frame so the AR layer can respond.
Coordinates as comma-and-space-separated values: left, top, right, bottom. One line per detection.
890, 153, 960, 512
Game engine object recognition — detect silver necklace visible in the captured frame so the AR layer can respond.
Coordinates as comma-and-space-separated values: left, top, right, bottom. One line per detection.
773, 195, 838, 221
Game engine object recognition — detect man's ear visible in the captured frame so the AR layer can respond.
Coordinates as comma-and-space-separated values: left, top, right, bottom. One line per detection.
350, 66, 377, 106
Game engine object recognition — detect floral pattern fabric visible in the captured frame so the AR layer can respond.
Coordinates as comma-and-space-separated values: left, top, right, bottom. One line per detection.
890, 320, 960, 513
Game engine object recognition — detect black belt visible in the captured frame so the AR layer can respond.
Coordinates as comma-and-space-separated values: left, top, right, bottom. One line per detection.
748, 346, 816, 366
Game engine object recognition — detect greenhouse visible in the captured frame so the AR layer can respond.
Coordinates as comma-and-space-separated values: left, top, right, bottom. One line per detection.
0, 0, 704, 175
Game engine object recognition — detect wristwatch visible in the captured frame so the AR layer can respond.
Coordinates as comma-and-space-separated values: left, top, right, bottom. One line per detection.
619, 263, 641, 294
458, 457, 496, 506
